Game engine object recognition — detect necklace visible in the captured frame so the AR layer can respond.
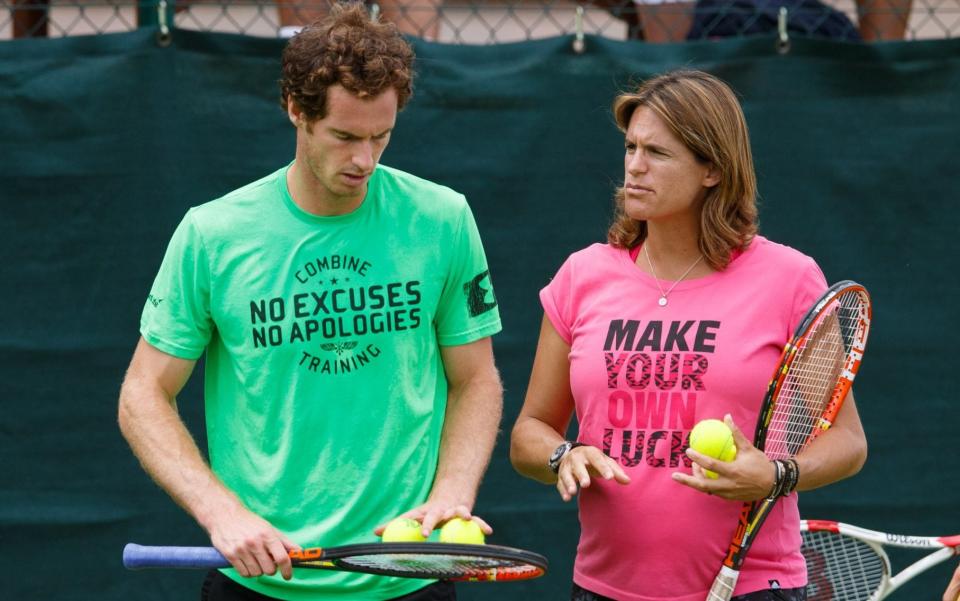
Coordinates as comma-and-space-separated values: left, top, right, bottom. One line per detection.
642, 243, 704, 307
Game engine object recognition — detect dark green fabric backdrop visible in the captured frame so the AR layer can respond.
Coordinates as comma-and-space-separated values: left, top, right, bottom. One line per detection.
1, 28, 958, 600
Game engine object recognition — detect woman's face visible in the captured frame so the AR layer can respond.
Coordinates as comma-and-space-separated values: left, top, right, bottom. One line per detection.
622, 106, 719, 226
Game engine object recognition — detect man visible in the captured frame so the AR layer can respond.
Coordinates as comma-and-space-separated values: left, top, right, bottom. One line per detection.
117, 4, 503, 600
945, 561, 960, 601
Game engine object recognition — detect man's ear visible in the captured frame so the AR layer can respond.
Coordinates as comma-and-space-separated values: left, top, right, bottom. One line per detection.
287, 98, 303, 128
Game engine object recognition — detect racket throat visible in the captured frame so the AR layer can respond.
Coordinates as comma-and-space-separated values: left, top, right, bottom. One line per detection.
723, 505, 754, 568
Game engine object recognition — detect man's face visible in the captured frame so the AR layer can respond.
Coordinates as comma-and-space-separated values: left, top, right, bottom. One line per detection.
290, 84, 398, 206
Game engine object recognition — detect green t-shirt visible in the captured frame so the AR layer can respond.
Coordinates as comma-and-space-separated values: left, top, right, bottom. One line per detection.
140, 163, 502, 600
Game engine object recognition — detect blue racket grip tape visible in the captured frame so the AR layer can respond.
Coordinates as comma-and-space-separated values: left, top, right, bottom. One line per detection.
124, 544, 230, 569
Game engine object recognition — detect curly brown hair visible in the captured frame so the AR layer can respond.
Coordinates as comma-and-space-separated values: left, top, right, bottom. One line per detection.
279, 2, 414, 121
607, 70, 758, 271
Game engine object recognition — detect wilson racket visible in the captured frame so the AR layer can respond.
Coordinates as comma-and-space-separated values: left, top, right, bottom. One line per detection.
123, 542, 547, 582
706, 280, 872, 600
801, 519, 960, 600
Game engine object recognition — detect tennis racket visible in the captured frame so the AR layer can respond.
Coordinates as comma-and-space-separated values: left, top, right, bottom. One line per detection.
801, 519, 960, 600
123, 542, 547, 582
706, 280, 873, 600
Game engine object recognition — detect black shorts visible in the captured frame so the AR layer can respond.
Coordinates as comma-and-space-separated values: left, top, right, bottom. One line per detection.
571, 582, 806, 601
201, 569, 457, 601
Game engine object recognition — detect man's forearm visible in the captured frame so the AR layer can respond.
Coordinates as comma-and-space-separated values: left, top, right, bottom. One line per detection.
430, 374, 503, 506
118, 378, 242, 531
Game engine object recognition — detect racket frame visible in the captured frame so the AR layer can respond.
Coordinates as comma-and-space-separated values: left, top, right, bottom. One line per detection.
801, 519, 960, 600
706, 281, 873, 600
123, 541, 548, 582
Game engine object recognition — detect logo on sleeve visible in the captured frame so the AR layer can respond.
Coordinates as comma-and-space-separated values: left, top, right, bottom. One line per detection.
464, 270, 497, 317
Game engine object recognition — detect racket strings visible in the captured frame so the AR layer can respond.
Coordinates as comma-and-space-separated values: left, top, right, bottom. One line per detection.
339, 552, 537, 578
764, 291, 867, 459
802, 531, 886, 601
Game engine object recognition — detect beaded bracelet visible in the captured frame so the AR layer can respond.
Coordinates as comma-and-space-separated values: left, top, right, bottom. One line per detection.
767, 458, 801, 499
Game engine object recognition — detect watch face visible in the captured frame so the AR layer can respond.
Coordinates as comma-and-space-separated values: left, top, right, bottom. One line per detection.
550, 443, 567, 461
549, 442, 571, 472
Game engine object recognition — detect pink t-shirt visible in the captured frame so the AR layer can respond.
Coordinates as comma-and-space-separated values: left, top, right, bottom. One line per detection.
540, 236, 826, 601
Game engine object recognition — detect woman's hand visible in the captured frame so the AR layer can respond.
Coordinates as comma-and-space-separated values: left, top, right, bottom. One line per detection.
672, 415, 776, 501
556, 445, 631, 502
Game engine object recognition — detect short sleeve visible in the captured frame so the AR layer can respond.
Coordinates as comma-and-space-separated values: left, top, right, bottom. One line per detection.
434, 202, 502, 346
139, 211, 214, 359
787, 256, 829, 335
539, 255, 576, 345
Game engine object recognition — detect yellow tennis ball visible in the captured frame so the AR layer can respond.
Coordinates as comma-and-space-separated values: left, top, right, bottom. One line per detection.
689, 419, 737, 480
439, 518, 486, 545
382, 518, 427, 542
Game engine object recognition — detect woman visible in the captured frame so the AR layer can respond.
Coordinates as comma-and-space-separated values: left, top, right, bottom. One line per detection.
510, 70, 867, 601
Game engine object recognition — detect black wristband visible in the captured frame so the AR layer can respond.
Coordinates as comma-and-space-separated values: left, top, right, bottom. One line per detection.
781, 459, 793, 496
781, 458, 800, 496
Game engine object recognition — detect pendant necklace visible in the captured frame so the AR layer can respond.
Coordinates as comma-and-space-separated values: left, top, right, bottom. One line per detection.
642, 243, 704, 307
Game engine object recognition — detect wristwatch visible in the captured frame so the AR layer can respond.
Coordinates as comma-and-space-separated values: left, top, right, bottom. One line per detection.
548, 441, 584, 473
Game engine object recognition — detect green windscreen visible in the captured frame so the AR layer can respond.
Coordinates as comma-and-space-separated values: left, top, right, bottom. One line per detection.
1, 28, 958, 600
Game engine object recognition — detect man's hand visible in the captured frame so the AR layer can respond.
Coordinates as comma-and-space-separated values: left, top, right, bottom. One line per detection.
943, 560, 960, 601
373, 497, 492, 540
208, 503, 301, 580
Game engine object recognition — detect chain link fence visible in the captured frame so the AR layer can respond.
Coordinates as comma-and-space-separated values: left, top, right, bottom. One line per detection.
2, 0, 957, 42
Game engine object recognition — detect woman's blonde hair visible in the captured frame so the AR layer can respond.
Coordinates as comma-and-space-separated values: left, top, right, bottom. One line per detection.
607, 70, 758, 271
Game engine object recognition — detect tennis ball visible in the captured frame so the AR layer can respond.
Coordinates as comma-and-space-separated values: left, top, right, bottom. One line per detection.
439, 518, 486, 545
382, 518, 427, 542
689, 419, 737, 479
